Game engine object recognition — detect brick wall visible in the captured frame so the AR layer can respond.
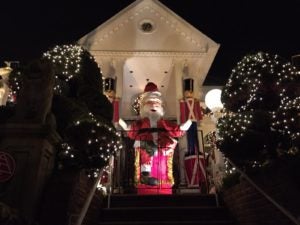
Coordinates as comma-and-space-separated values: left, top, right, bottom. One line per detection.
38, 169, 105, 225
222, 166, 300, 225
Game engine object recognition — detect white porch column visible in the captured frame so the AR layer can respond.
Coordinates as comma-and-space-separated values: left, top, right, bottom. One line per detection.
173, 59, 185, 121
114, 58, 126, 99
111, 58, 126, 192
173, 59, 188, 186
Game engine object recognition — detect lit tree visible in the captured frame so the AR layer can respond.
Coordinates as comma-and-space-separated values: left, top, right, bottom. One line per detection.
6, 45, 122, 176
217, 52, 299, 168
42, 44, 123, 174
7, 67, 22, 103
272, 96, 300, 152
0, 67, 22, 121
3, 45, 123, 174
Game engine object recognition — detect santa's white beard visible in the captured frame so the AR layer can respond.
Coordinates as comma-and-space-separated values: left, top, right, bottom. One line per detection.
140, 105, 164, 127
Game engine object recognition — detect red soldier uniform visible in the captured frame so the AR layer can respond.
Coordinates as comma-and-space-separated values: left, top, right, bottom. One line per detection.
180, 78, 206, 190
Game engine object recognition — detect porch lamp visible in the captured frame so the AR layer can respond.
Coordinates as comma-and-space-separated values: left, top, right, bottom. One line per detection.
204, 89, 223, 112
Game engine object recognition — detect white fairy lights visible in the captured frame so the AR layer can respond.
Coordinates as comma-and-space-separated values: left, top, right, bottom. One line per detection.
43, 44, 84, 94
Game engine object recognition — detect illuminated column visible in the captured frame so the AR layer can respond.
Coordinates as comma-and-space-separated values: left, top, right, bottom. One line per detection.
111, 58, 126, 192
114, 58, 126, 99
173, 59, 188, 186
173, 59, 186, 121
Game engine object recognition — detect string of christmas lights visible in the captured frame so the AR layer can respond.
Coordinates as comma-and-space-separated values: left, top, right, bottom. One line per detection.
132, 93, 143, 115
217, 51, 300, 168
43, 44, 84, 95
41, 44, 123, 175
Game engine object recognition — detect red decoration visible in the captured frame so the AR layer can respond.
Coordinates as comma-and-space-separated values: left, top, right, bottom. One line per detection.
144, 82, 158, 92
184, 155, 206, 187
180, 98, 203, 123
112, 98, 119, 124
0, 151, 16, 182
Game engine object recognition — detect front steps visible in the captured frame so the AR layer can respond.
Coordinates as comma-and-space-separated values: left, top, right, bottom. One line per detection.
97, 194, 237, 225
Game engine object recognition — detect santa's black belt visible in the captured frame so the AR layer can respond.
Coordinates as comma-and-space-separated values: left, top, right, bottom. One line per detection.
137, 128, 167, 134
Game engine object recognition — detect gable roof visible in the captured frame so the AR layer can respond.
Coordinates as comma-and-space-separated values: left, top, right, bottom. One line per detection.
78, 0, 220, 118
78, 0, 219, 54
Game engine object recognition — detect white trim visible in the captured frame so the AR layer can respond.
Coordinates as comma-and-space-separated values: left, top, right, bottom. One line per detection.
90, 50, 206, 58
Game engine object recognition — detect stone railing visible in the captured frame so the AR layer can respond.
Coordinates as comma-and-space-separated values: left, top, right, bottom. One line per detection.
222, 159, 300, 225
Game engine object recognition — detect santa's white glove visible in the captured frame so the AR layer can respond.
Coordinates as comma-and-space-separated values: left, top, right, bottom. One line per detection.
118, 118, 129, 131
180, 119, 192, 131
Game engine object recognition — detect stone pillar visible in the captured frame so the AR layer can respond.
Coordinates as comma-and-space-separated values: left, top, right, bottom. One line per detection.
0, 124, 61, 223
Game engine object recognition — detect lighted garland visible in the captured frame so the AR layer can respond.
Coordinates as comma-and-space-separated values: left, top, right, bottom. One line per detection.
132, 93, 143, 115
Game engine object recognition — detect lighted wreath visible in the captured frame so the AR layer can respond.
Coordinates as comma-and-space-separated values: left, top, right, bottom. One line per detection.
132, 93, 143, 115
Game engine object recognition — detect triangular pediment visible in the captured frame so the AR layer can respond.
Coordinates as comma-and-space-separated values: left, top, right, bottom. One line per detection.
78, 0, 218, 53
78, 0, 220, 119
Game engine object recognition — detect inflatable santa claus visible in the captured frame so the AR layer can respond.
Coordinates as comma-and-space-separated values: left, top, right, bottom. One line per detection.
119, 82, 191, 194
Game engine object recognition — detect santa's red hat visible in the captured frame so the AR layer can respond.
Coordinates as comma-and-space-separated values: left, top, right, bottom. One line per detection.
144, 82, 158, 92
141, 82, 162, 104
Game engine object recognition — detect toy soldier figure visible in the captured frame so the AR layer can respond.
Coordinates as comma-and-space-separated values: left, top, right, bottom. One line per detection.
180, 78, 207, 190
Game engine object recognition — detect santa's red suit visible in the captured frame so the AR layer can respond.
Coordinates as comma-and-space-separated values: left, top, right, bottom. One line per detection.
127, 117, 185, 187
120, 82, 191, 194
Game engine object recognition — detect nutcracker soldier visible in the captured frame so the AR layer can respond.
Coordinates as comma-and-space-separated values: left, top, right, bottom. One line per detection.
179, 78, 207, 190
119, 82, 191, 194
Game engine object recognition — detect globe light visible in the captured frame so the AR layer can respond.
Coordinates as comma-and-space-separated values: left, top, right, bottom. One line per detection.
205, 89, 223, 111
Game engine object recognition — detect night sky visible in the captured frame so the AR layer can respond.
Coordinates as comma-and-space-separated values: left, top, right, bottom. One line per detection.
1, 0, 299, 85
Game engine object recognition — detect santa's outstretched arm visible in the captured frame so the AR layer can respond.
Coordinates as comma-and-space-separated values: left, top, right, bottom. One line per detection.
180, 119, 192, 131
118, 118, 129, 131
119, 118, 139, 140
160, 119, 192, 138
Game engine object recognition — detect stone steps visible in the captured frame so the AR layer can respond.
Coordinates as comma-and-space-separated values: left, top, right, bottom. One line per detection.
96, 194, 237, 225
